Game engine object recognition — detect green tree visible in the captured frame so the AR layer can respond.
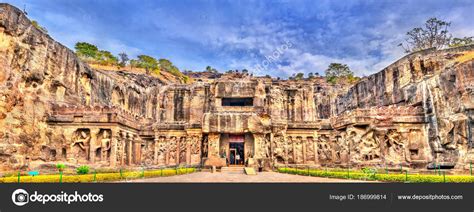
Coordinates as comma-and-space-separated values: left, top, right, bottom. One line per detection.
96, 50, 118, 66
325, 63, 354, 84
135, 55, 159, 74
400, 17, 452, 53
159, 59, 189, 83
295, 72, 304, 80
205, 66, 218, 73
75, 42, 99, 59
159, 59, 178, 73
449, 36, 474, 48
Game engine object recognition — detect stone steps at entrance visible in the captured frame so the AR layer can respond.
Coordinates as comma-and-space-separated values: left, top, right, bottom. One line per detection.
221, 166, 245, 173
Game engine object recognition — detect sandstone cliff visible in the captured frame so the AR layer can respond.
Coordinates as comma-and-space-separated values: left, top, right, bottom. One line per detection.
0, 3, 473, 172
0, 4, 171, 170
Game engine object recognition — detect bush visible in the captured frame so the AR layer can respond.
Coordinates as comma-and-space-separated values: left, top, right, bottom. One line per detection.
0, 168, 197, 183
76, 166, 90, 175
277, 167, 474, 183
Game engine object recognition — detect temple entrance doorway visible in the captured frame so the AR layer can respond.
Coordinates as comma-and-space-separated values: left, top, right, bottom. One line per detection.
229, 135, 244, 166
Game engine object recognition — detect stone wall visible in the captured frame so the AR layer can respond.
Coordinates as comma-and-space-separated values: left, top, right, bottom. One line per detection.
1, 3, 474, 172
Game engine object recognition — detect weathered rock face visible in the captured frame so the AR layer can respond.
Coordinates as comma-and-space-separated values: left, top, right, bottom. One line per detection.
0, 3, 473, 172
328, 47, 474, 169
0, 4, 166, 171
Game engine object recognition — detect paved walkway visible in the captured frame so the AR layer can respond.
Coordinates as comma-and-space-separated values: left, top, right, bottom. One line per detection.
126, 171, 373, 183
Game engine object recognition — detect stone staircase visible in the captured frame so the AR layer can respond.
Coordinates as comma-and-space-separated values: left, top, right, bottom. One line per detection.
220, 166, 245, 173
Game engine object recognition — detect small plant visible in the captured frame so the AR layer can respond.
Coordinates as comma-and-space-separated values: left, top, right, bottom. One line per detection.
362, 167, 377, 180
56, 163, 66, 172
77, 166, 90, 175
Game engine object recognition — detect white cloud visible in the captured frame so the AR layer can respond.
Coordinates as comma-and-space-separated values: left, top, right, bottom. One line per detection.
8, 0, 472, 78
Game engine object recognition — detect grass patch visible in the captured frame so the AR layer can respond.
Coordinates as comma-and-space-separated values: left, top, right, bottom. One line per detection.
0, 168, 196, 183
277, 168, 474, 183
455, 51, 474, 64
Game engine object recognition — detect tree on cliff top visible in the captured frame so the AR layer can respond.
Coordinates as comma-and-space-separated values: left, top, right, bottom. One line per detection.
96, 50, 118, 66
325, 63, 358, 85
159, 58, 189, 83
74, 42, 119, 66
131, 55, 160, 74
75, 42, 99, 59
400, 17, 452, 53
449, 36, 474, 48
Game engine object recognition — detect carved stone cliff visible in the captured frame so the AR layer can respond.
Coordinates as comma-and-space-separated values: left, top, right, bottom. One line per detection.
0, 3, 473, 172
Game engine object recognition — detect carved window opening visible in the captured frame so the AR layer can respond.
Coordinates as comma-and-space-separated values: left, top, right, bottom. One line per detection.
221, 97, 253, 106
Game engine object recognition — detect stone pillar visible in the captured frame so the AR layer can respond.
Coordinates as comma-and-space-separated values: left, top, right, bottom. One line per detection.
270, 133, 274, 162
314, 136, 319, 164
120, 131, 126, 166
165, 137, 170, 166
110, 130, 118, 167
186, 137, 191, 165
176, 137, 181, 165
127, 133, 133, 165
89, 128, 100, 163
330, 137, 337, 162
133, 138, 141, 165
154, 136, 159, 165
169, 136, 178, 165
292, 137, 297, 164
284, 136, 288, 164
302, 136, 307, 164
157, 136, 166, 166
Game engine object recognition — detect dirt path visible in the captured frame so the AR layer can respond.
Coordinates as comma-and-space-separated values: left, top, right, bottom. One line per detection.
125, 171, 374, 183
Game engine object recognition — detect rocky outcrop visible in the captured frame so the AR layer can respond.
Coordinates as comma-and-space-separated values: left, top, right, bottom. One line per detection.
0, 4, 167, 170
329, 46, 474, 169
0, 3, 473, 172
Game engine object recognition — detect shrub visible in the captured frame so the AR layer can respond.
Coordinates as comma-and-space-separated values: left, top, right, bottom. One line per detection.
0, 168, 196, 183
76, 166, 90, 175
277, 167, 474, 183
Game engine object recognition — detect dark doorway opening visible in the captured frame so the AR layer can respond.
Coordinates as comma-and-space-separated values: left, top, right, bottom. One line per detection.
222, 97, 253, 106
229, 142, 244, 165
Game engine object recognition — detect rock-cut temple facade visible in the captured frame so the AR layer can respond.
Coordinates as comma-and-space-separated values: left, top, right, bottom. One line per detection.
1, 4, 474, 172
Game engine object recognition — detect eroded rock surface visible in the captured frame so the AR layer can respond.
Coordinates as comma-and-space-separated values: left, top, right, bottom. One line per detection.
0, 3, 473, 172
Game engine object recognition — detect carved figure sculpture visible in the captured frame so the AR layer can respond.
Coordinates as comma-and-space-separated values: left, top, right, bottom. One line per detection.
100, 130, 112, 162
71, 130, 91, 160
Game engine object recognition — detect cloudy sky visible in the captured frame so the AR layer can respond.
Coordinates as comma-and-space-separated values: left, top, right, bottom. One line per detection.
5, 0, 474, 78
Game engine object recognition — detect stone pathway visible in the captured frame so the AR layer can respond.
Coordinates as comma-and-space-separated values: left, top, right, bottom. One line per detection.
125, 171, 373, 183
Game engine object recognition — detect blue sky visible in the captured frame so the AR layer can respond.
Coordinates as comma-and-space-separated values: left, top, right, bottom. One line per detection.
5, 0, 474, 78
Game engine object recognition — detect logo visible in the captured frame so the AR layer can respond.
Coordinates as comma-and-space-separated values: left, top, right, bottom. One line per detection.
12, 189, 29, 206
11, 189, 104, 206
